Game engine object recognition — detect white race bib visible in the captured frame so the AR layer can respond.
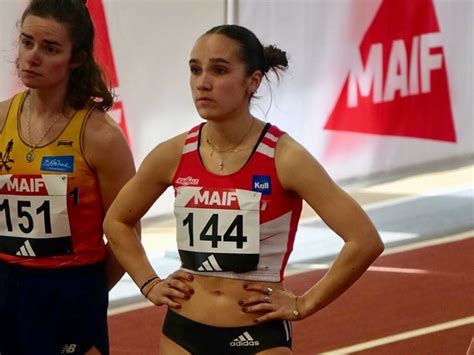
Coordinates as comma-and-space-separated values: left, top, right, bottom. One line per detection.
0, 174, 72, 256
174, 186, 261, 273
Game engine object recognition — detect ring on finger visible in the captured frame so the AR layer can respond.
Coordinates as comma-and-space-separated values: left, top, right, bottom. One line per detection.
263, 295, 271, 303
265, 287, 273, 295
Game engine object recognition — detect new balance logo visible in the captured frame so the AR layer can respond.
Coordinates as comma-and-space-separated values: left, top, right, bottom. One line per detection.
61, 344, 77, 354
16, 240, 36, 257
229, 331, 260, 347
198, 254, 222, 271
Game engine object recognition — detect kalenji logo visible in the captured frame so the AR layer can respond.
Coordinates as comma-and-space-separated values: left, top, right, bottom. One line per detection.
325, 0, 456, 142
176, 176, 200, 186
87, 2, 131, 144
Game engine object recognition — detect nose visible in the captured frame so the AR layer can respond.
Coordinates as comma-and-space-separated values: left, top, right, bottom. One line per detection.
196, 72, 212, 91
25, 47, 41, 67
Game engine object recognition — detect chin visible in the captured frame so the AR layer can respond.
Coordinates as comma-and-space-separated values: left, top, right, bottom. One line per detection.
20, 79, 40, 89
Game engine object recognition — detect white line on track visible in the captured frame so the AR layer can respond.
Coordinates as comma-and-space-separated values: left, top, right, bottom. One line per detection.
322, 316, 474, 354
108, 230, 473, 316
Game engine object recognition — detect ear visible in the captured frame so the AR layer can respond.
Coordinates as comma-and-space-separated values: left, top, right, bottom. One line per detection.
247, 70, 263, 95
70, 51, 87, 70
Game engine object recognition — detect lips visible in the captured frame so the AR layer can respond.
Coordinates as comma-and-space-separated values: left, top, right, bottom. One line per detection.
22, 69, 41, 76
197, 97, 213, 102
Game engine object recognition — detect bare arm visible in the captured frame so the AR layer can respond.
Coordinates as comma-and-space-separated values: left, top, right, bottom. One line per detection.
83, 112, 137, 290
243, 134, 384, 322
278, 135, 384, 318
103, 133, 193, 303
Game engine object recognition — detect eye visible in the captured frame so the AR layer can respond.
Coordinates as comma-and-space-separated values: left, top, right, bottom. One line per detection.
214, 67, 227, 75
44, 46, 58, 54
190, 66, 201, 75
21, 38, 33, 48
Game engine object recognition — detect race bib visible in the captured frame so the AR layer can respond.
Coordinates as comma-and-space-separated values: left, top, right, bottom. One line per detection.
175, 186, 260, 273
0, 174, 72, 257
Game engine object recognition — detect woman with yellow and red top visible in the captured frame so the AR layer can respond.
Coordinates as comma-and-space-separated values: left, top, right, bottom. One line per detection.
0, 1, 136, 354
104, 25, 384, 354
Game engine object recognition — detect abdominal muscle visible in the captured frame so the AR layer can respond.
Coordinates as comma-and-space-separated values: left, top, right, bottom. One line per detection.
173, 273, 284, 327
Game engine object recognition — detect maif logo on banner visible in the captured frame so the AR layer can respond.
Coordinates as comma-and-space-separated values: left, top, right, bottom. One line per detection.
325, 0, 456, 142
87, 1, 131, 144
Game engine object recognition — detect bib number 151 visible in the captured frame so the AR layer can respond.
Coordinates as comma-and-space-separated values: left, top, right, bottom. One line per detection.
0, 199, 52, 234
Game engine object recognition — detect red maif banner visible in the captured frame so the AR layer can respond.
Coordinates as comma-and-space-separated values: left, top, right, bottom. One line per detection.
325, 0, 456, 143
86, 1, 131, 144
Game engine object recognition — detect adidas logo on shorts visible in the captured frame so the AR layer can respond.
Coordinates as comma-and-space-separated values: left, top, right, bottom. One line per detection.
229, 331, 260, 347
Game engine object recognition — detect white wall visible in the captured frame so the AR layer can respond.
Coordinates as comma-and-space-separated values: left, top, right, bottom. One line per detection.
1, 0, 472, 218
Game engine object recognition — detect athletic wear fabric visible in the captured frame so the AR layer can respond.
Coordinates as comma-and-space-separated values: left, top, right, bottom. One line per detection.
172, 123, 302, 282
0, 92, 106, 268
162, 309, 292, 355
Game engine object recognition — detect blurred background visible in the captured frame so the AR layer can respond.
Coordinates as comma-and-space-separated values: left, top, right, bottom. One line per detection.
1, 0, 473, 307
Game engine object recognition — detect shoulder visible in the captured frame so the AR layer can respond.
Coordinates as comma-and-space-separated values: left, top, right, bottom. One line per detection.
83, 109, 125, 148
0, 98, 14, 131
275, 132, 332, 193
137, 131, 189, 185
82, 109, 132, 171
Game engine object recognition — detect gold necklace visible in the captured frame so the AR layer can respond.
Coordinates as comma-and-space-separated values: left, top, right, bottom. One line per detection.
206, 118, 255, 171
25, 95, 64, 163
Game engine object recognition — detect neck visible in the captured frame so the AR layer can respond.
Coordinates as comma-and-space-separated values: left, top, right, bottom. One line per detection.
205, 115, 256, 149
27, 89, 69, 118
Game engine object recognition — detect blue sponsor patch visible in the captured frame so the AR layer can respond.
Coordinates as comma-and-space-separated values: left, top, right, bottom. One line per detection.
41, 156, 74, 173
252, 175, 271, 195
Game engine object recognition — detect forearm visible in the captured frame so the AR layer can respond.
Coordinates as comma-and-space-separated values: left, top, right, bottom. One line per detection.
298, 238, 383, 318
104, 220, 159, 290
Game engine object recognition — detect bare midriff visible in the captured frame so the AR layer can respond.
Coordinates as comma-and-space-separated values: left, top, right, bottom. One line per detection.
173, 274, 284, 327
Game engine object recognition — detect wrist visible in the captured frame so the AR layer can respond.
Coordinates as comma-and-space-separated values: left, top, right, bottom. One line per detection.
292, 295, 301, 319
139, 275, 161, 295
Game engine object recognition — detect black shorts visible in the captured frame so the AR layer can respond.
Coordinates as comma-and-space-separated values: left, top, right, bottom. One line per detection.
0, 260, 109, 355
162, 309, 292, 355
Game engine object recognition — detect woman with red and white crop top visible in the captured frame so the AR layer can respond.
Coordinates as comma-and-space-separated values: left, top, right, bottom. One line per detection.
104, 24, 384, 355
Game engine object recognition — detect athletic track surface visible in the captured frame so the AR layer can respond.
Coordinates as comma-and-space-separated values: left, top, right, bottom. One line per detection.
108, 233, 474, 354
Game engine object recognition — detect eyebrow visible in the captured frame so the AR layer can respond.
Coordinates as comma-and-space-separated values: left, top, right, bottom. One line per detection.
21, 32, 63, 47
189, 58, 232, 65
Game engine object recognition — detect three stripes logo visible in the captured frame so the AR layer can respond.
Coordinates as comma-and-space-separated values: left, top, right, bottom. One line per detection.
198, 254, 223, 271
16, 240, 36, 257
229, 331, 260, 347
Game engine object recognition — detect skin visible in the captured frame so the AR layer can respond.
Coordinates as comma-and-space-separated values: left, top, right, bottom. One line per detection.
0, 15, 137, 354
103, 33, 384, 355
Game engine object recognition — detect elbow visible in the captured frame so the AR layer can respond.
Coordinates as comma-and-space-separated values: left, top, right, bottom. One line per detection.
371, 234, 385, 259
103, 215, 119, 242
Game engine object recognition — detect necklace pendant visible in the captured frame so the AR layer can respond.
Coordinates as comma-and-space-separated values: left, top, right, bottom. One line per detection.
26, 149, 35, 162
218, 160, 224, 171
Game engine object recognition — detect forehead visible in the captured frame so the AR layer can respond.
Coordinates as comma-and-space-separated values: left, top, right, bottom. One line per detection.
190, 34, 241, 64
21, 15, 71, 43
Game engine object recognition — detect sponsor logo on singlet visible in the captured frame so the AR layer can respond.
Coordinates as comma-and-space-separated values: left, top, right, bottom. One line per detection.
252, 175, 271, 195
176, 176, 200, 186
57, 140, 73, 147
0, 139, 14, 172
41, 156, 74, 173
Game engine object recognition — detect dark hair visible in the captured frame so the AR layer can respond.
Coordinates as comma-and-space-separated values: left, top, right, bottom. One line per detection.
20, 0, 113, 111
205, 25, 288, 79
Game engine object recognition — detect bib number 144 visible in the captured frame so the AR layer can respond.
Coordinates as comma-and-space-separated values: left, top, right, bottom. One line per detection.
182, 212, 247, 249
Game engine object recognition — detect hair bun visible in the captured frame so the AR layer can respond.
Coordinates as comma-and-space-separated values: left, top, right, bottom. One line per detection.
263, 45, 288, 73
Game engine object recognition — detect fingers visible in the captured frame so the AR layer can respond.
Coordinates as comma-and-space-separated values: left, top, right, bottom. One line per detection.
166, 276, 195, 298
243, 283, 273, 295
240, 284, 301, 322
145, 271, 195, 308
170, 270, 195, 282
